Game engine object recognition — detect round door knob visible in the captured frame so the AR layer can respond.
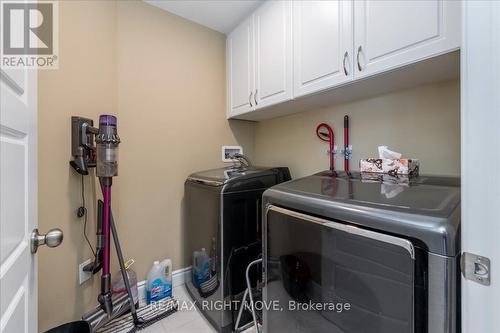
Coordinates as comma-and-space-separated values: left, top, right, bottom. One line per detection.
31, 228, 63, 253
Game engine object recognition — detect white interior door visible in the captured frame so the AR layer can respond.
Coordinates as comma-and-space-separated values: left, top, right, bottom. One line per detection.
354, 0, 460, 78
254, 0, 292, 109
227, 16, 255, 118
461, 2, 500, 333
293, 0, 353, 98
0, 66, 37, 333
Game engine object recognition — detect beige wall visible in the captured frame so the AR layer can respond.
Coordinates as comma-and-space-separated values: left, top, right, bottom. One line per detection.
114, 0, 254, 282
254, 80, 460, 178
38, 1, 117, 331
38, 1, 253, 331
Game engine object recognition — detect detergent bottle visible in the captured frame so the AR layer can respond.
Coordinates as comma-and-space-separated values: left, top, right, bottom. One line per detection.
192, 248, 210, 288
146, 261, 170, 304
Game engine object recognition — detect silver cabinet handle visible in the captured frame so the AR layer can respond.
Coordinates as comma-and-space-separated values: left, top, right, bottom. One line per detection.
254, 89, 258, 106
31, 228, 63, 253
343, 51, 349, 76
357, 45, 363, 72
249, 91, 253, 107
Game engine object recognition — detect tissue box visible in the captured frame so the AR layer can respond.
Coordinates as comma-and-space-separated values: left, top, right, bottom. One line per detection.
359, 158, 419, 176
360, 172, 410, 186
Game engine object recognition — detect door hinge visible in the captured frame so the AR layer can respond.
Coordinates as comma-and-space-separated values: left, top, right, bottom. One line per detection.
461, 252, 490, 286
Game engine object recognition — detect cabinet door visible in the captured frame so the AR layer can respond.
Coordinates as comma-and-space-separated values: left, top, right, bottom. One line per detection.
227, 17, 254, 117
254, 1, 292, 109
354, 0, 460, 78
293, 1, 353, 98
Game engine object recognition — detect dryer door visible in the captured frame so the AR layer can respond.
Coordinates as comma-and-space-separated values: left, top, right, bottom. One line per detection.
263, 205, 421, 333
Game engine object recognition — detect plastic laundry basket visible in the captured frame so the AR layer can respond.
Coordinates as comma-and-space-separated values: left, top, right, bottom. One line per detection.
44, 320, 91, 333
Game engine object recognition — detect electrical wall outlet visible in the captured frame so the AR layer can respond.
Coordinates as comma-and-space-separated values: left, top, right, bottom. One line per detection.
79, 259, 92, 284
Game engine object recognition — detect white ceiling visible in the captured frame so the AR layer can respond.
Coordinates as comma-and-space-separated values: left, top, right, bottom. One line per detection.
144, 0, 263, 34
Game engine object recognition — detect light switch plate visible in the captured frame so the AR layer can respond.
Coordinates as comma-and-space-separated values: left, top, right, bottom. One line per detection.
79, 259, 92, 284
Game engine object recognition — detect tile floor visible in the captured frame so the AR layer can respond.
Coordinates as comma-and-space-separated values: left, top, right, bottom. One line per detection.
142, 285, 256, 333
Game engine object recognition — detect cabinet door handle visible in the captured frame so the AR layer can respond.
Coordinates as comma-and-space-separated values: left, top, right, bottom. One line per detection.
343, 51, 349, 76
357, 46, 363, 72
249, 91, 253, 107
254, 89, 258, 106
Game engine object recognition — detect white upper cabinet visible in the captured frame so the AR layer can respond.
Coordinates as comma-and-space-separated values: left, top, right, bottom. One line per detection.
254, 0, 292, 109
227, 16, 254, 117
353, 0, 460, 78
293, 1, 353, 97
226, 0, 461, 120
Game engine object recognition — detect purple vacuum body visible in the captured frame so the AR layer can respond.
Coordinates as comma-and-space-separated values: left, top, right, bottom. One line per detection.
95, 115, 120, 316
70, 115, 121, 316
96, 115, 120, 178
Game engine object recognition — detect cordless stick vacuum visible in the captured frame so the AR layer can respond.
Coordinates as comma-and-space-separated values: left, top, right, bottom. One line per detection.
95, 115, 120, 316
70, 115, 137, 325
70, 115, 177, 333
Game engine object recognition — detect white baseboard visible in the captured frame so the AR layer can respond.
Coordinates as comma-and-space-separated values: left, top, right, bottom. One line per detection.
137, 266, 191, 307
172, 266, 192, 288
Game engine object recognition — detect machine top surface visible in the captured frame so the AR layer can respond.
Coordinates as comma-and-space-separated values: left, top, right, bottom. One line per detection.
187, 165, 289, 187
263, 171, 461, 256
